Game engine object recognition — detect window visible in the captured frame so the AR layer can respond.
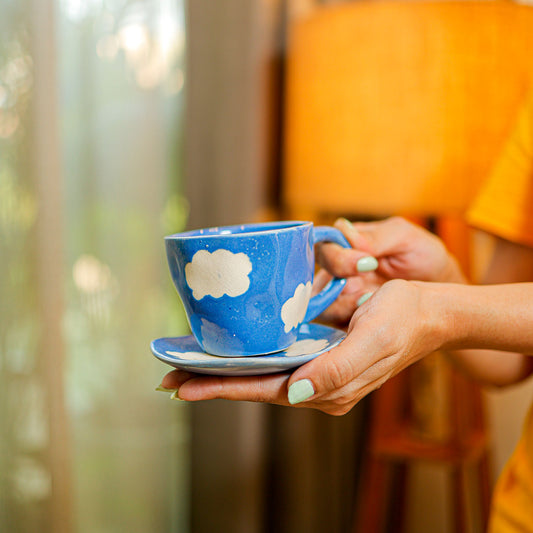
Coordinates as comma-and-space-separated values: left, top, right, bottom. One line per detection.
0, 1, 189, 531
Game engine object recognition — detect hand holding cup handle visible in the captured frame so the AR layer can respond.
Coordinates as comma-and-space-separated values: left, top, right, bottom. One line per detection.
304, 226, 351, 322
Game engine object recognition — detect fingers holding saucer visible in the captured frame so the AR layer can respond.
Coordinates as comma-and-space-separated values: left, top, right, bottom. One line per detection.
177, 372, 292, 405
158, 369, 196, 392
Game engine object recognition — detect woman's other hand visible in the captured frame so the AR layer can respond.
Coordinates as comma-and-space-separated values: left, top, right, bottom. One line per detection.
314, 216, 466, 328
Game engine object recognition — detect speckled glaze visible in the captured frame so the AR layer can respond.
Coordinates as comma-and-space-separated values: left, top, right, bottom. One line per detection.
151, 323, 346, 375
165, 221, 350, 356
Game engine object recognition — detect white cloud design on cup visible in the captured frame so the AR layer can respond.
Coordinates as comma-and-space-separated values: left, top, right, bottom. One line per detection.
281, 282, 312, 333
185, 249, 252, 300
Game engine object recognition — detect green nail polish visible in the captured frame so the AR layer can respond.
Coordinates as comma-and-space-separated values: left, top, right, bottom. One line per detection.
170, 390, 185, 401
288, 379, 315, 405
156, 385, 178, 393
357, 256, 378, 272
357, 292, 373, 307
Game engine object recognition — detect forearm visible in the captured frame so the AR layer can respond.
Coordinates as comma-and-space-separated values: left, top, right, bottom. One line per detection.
445, 348, 533, 387
435, 283, 533, 352
420, 282, 533, 386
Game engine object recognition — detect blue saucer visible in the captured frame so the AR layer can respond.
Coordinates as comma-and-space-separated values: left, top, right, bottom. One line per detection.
151, 323, 345, 376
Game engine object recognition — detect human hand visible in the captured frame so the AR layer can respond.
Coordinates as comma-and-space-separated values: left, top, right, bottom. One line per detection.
159, 279, 445, 415
314, 217, 466, 328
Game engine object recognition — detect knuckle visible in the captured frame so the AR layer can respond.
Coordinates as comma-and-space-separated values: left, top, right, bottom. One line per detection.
328, 402, 353, 416
212, 378, 228, 399
322, 357, 353, 391
331, 397, 352, 413
329, 254, 347, 276
252, 379, 276, 403
389, 215, 407, 227
321, 390, 358, 416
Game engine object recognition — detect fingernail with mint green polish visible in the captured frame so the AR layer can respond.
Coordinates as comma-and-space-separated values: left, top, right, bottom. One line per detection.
288, 379, 315, 405
170, 390, 186, 401
357, 292, 373, 307
156, 385, 178, 393
356, 256, 378, 272
336, 217, 357, 233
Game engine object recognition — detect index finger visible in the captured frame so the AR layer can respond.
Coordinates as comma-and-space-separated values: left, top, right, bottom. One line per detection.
175, 372, 293, 405
316, 246, 379, 279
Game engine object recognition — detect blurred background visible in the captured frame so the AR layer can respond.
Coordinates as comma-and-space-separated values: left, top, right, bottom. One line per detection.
1, 0, 189, 531
2, 0, 533, 532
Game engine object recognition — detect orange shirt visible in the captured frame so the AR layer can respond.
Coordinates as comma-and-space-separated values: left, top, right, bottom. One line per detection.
467, 94, 533, 249
467, 93, 533, 533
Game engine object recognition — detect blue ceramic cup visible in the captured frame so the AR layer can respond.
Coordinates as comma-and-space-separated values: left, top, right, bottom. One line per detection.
165, 221, 350, 356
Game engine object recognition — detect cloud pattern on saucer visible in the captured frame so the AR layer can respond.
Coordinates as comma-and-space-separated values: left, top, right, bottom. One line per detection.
153, 322, 346, 375
185, 249, 252, 300
281, 281, 312, 333
167, 350, 222, 361
283, 338, 329, 357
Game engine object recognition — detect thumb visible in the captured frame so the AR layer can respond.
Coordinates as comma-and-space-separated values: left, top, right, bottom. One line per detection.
286, 337, 360, 405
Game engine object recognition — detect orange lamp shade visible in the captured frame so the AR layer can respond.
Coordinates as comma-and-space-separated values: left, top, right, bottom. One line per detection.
283, 1, 533, 218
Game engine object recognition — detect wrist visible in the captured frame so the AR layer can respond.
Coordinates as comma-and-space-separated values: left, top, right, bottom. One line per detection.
414, 281, 462, 352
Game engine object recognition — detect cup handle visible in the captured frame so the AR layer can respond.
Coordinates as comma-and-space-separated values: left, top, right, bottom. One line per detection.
303, 226, 351, 323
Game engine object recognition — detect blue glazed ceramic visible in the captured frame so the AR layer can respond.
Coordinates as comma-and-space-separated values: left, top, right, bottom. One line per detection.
151, 323, 346, 376
165, 221, 350, 356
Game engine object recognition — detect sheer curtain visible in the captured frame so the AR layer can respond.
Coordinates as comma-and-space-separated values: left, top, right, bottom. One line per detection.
0, 1, 190, 532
